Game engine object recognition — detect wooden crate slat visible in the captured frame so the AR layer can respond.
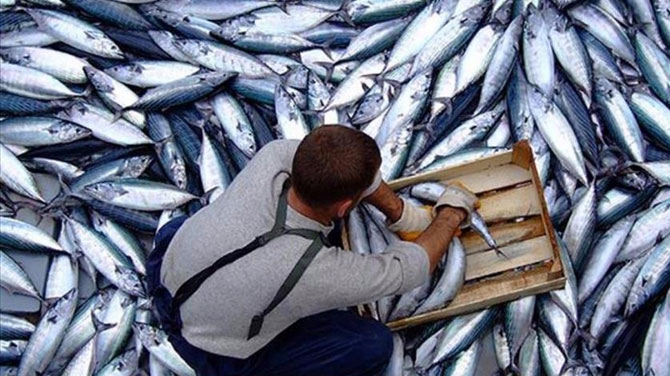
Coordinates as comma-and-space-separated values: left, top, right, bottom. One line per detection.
465, 235, 554, 281
388, 151, 512, 191
524, 141, 564, 275
477, 184, 541, 223
444, 163, 532, 194
387, 266, 565, 330
461, 216, 545, 254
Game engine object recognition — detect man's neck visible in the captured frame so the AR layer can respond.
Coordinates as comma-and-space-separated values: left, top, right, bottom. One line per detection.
287, 187, 332, 226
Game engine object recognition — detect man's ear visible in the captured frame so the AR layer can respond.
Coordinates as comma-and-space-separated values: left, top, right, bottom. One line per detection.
336, 199, 354, 218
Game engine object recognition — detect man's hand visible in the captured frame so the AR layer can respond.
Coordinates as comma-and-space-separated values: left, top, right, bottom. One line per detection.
433, 182, 479, 220
416, 206, 467, 272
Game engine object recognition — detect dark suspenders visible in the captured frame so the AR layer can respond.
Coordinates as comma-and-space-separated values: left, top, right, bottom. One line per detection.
169, 180, 331, 340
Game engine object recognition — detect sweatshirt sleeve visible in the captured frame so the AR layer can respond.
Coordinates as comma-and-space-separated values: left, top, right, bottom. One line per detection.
302, 241, 431, 311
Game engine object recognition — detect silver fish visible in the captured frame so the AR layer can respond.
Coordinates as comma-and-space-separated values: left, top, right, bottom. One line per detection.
105, 60, 200, 88
0, 62, 86, 100
617, 199, 670, 262
26, 9, 123, 59
625, 235, 670, 317
383, 0, 457, 74
83, 178, 197, 211
0, 314, 35, 340
522, 4, 554, 96
578, 215, 636, 304
0, 47, 90, 84
476, 16, 523, 114
0, 217, 62, 252
66, 218, 145, 297
17, 289, 77, 376
94, 289, 137, 371
211, 92, 257, 158
0, 250, 40, 299
641, 288, 670, 376
413, 238, 466, 315
527, 87, 588, 184
134, 324, 195, 376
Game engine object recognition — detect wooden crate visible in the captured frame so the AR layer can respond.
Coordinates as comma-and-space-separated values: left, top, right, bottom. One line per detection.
346, 140, 565, 331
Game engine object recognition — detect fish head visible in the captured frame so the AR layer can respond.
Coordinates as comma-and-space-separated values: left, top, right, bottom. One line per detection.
84, 66, 115, 93
154, 9, 184, 28
49, 288, 78, 318
89, 210, 106, 231
115, 349, 140, 370
285, 66, 309, 90
594, 77, 618, 99
55, 121, 90, 141
84, 182, 128, 201
104, 41, 124, 60
170, 161, 188, 190
544, 4, 570, 34
125, 155, 153, 177
523, 4, 544, 35
0, 48, 30, 65
147, 30, 173, 45
133, 322, 167, 346
491, 0, 513, 25
210, 27, 241, 42
63, 101, 90, 121
462, 3, 489, 25
218, 14, 256, 36
116, 266, 146, 298
527, 86, 551, 112
105, 64, 140, 82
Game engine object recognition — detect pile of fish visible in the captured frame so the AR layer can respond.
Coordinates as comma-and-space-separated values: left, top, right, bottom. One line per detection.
0, 0, 669, 374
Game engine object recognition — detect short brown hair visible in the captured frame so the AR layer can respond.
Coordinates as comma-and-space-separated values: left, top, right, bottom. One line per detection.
292, 125, 381, 208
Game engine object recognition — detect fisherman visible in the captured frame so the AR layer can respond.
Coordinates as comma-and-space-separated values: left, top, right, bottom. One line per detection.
147, 125, 478, 375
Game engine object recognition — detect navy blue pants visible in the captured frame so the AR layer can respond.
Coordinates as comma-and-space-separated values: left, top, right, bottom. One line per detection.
147, 218, 394, 376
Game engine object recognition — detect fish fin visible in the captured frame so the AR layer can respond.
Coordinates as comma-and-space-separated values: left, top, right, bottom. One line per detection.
312, 61, 335, 83
336, 8, 355, 27
194, 100, 214, 123
77, 84, 93, 97
559, 359, 586, 376
111, 109, 127, 124
317, 38, 337, 60
412, 123, 429, 132
38, 174, 76, 215
382, 78, 403, 91
579, 328, 599, 350
200, 188, 218, 206
506, 363, 520, 376
431, 97, 453, 117
91, 310, 117, 333
655, 232, 664, 246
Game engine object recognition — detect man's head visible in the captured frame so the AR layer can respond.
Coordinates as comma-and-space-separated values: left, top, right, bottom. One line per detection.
292, 125, 381, 220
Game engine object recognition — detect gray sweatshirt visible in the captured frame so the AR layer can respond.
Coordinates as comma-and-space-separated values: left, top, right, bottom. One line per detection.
161, 140, 430, 358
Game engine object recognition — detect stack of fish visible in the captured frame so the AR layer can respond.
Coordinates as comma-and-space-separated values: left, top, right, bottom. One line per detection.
0, 0, 669, 374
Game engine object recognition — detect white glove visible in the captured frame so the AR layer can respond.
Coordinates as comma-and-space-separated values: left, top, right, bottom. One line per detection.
388, 197, 433, 241
433, 182, 479, 221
